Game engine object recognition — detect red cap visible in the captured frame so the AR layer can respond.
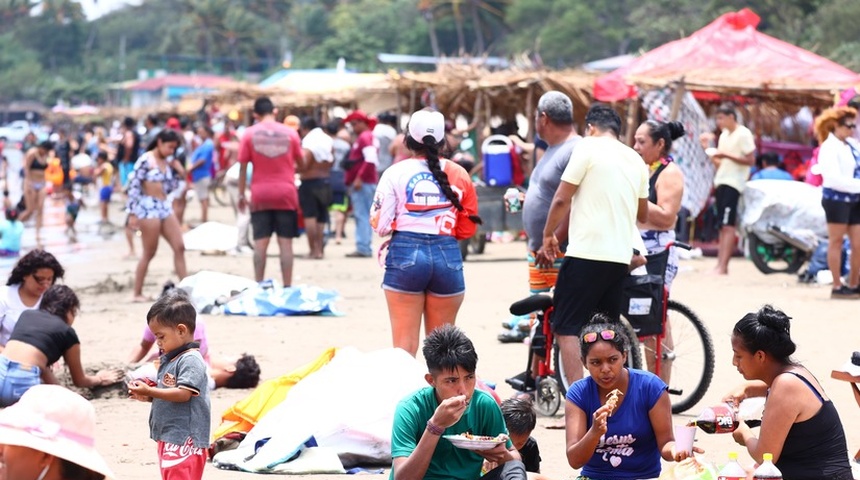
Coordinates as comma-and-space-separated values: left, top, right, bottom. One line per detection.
344, 110, 377, 129
165, 117, 181, 130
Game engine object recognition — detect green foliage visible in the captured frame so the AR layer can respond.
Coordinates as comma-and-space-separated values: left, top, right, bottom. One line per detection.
1, 0, 859, 106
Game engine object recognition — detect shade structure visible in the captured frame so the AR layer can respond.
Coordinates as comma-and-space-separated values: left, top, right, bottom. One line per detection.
594, 8, 860, 105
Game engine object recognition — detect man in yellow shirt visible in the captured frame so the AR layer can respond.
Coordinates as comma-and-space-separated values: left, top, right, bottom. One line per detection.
542, 104, 649, 387
711, 103, 756, 275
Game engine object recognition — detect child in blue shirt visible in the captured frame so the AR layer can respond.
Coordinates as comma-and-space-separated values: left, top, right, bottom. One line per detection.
0, 208, 24, 257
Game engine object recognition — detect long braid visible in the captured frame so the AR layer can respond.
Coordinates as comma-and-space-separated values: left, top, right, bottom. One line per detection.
408, 134, 482, 225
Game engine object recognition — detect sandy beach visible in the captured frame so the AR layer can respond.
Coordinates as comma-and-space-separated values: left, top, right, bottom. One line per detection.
26, 195, 859, 479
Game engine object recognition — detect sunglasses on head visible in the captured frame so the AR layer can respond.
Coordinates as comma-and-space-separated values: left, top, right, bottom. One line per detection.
582, 330, 617, 344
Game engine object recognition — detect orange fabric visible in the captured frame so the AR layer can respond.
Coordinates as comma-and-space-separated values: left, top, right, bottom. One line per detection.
212, 347, 337, 441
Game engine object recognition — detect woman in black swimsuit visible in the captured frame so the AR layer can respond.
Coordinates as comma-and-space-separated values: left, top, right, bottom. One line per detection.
725, 305, 852, 480
19, 140, 53, 246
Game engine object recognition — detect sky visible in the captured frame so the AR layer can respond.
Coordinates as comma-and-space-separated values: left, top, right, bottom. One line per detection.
78, 0, 142, 20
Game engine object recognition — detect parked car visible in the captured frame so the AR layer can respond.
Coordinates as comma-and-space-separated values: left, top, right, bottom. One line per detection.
0, 120, 35, 143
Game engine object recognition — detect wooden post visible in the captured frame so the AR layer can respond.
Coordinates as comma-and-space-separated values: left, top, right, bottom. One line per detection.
625, 98, 640, 147
669, 78, 687, 121
409, 84, 417, 115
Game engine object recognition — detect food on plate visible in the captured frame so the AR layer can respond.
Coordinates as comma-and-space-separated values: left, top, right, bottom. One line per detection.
605, 389, 623, 416
462, 432, 508, 442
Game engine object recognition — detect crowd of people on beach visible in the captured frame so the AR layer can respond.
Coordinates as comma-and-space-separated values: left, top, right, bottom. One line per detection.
0, 89, 857, 480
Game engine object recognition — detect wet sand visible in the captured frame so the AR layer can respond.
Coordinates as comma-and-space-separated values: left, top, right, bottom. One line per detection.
26, 195, 860, 479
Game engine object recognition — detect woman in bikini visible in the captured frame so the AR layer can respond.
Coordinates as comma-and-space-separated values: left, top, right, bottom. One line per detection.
126, 129, 188, 302
19, 140, 53, 245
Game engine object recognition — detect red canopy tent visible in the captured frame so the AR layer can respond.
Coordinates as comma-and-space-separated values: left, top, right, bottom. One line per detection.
594, 8, 860, 106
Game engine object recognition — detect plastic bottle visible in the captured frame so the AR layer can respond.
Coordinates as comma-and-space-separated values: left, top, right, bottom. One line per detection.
718, 452, 747, 480
689, 402, 762, 434
753, 453, 782, 479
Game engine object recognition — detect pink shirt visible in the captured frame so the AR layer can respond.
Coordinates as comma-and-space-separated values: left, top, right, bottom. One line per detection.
238, 120, 301, 211
142, 318, 208, 361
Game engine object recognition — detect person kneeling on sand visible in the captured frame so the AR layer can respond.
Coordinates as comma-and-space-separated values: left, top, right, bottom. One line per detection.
390, 324, 527, 480
0, 384, 116, 480
0, 285, 123, 407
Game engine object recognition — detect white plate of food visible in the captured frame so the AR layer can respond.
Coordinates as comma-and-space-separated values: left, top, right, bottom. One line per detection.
705, 147, 719, 157
443, 433, 508, 451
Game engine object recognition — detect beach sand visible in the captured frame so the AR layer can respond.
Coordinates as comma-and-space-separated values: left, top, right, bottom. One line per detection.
30, 196, 859, 479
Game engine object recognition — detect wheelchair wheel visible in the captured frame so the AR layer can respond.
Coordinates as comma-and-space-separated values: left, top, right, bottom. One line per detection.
637, 301, 715, 414
553, 321, 643, 395
533, 377, 562, 417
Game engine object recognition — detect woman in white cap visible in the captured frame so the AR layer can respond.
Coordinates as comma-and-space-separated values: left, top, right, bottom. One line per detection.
370, 108, 481, 356
0, 384, 114, 479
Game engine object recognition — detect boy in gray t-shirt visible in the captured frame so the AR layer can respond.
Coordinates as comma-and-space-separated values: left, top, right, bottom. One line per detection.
129, 291, 211, 480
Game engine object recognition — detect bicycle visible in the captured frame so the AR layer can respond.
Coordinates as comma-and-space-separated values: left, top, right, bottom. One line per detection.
208, 169, 231, 207
505, 242, 714, 416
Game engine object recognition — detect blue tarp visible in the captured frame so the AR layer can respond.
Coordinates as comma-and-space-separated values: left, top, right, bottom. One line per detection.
222, 284, 341, 317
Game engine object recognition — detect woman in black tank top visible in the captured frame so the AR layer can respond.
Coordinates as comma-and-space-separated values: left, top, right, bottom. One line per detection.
725, 306, 852, 480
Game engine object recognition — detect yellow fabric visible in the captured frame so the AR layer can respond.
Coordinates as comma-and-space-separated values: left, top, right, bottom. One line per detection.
714, 125, 756, 191
212, 347, 337, 441
561, 136, 649, 264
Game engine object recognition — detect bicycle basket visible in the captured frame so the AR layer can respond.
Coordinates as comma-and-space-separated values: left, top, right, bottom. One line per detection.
622, 248, 670, 336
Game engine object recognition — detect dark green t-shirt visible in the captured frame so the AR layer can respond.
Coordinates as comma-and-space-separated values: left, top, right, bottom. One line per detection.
390, 387, 511, 480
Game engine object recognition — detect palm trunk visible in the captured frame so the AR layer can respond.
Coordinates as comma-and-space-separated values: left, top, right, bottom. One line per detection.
468, 0, 484, 54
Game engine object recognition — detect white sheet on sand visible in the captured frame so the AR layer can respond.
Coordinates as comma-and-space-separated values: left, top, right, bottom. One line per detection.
182, 222, 239, 252
178, 270, 257, 312
212, 347, 427, 473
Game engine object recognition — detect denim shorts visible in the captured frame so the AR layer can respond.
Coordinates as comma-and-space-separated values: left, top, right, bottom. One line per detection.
0, 355, 41, 407
383, 231, 465, 297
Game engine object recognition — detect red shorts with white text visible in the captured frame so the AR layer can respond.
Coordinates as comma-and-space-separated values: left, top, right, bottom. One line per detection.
157, 437, 207, 480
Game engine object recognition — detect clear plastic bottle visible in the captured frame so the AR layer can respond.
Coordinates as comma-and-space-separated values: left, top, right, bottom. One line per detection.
753, 453, 783, 479
718, 452, 747, 480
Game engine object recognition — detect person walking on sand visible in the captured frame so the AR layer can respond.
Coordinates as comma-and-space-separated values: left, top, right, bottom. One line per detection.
370, 109, 480, 357
298, 117, 335, 259
707, 103, 755, 275
237, 97, 302, 286
542, 104, 649, 388
126, 129, 188, 302
343, 110, 380, 258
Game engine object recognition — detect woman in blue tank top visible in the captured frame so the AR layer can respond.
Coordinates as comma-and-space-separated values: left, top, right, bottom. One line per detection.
726, 305, 852, 480
565, 313, 701, 479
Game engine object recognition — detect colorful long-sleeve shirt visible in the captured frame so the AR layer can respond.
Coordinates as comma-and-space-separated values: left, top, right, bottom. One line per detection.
371, 158, 478, 240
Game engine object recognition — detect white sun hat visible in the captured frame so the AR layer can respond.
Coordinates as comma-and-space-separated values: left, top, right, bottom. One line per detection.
0, 384, 114, 478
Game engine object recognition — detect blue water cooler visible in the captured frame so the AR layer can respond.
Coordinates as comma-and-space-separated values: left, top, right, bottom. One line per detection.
481, 135, 513, 186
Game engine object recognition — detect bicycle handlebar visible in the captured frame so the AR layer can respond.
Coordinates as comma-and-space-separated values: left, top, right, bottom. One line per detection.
666, 241, 692, 251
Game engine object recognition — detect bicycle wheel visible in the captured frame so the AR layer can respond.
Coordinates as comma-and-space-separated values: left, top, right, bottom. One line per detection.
553, 321, 643, 395
642, 300, 715, 414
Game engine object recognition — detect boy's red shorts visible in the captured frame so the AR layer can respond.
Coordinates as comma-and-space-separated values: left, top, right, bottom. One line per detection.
158, 437, 207, 480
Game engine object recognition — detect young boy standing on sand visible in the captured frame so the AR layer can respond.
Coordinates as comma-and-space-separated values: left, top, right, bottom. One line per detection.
128, 291, 211, 479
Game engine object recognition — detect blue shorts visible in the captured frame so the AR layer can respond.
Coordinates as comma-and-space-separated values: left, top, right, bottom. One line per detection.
99, 186, 113, 202
382, 231, 465, 297
0, 356, 41, 407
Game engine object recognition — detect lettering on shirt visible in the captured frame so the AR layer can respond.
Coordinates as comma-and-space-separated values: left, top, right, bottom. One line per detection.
595, 433, 637, 468
160, 437, 205, 468
251, 130, 291, 158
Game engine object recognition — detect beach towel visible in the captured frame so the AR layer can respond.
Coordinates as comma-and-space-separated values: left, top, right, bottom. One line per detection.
222, 283, 340, 316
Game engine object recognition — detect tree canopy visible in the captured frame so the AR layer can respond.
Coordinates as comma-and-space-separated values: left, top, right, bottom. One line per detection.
0, 0, 857, 104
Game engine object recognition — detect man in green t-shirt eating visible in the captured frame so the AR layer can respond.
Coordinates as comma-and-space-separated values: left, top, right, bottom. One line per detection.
390, 324, 527, 480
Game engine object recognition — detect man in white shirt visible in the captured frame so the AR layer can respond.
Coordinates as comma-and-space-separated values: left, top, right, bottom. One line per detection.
711, 103, 756, 275
542, 104, 649, 386
298, 117, 335, 259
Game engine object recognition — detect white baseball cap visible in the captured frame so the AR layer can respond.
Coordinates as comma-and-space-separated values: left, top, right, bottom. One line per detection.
408, 109, 445, 144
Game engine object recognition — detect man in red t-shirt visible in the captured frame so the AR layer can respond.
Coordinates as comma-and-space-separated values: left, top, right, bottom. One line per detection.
238, 97, 302, 286
343, 110, 380, 258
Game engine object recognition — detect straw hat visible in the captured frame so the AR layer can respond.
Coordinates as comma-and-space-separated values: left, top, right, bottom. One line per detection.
0, 385, 114, 478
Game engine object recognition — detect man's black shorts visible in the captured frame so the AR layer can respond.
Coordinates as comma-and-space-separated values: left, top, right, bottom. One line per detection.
715, 185, 740, 227
251, 210, 299, 240
822, 198, 860, 225
551, 257, 629, 336
299, 179, 333, 223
